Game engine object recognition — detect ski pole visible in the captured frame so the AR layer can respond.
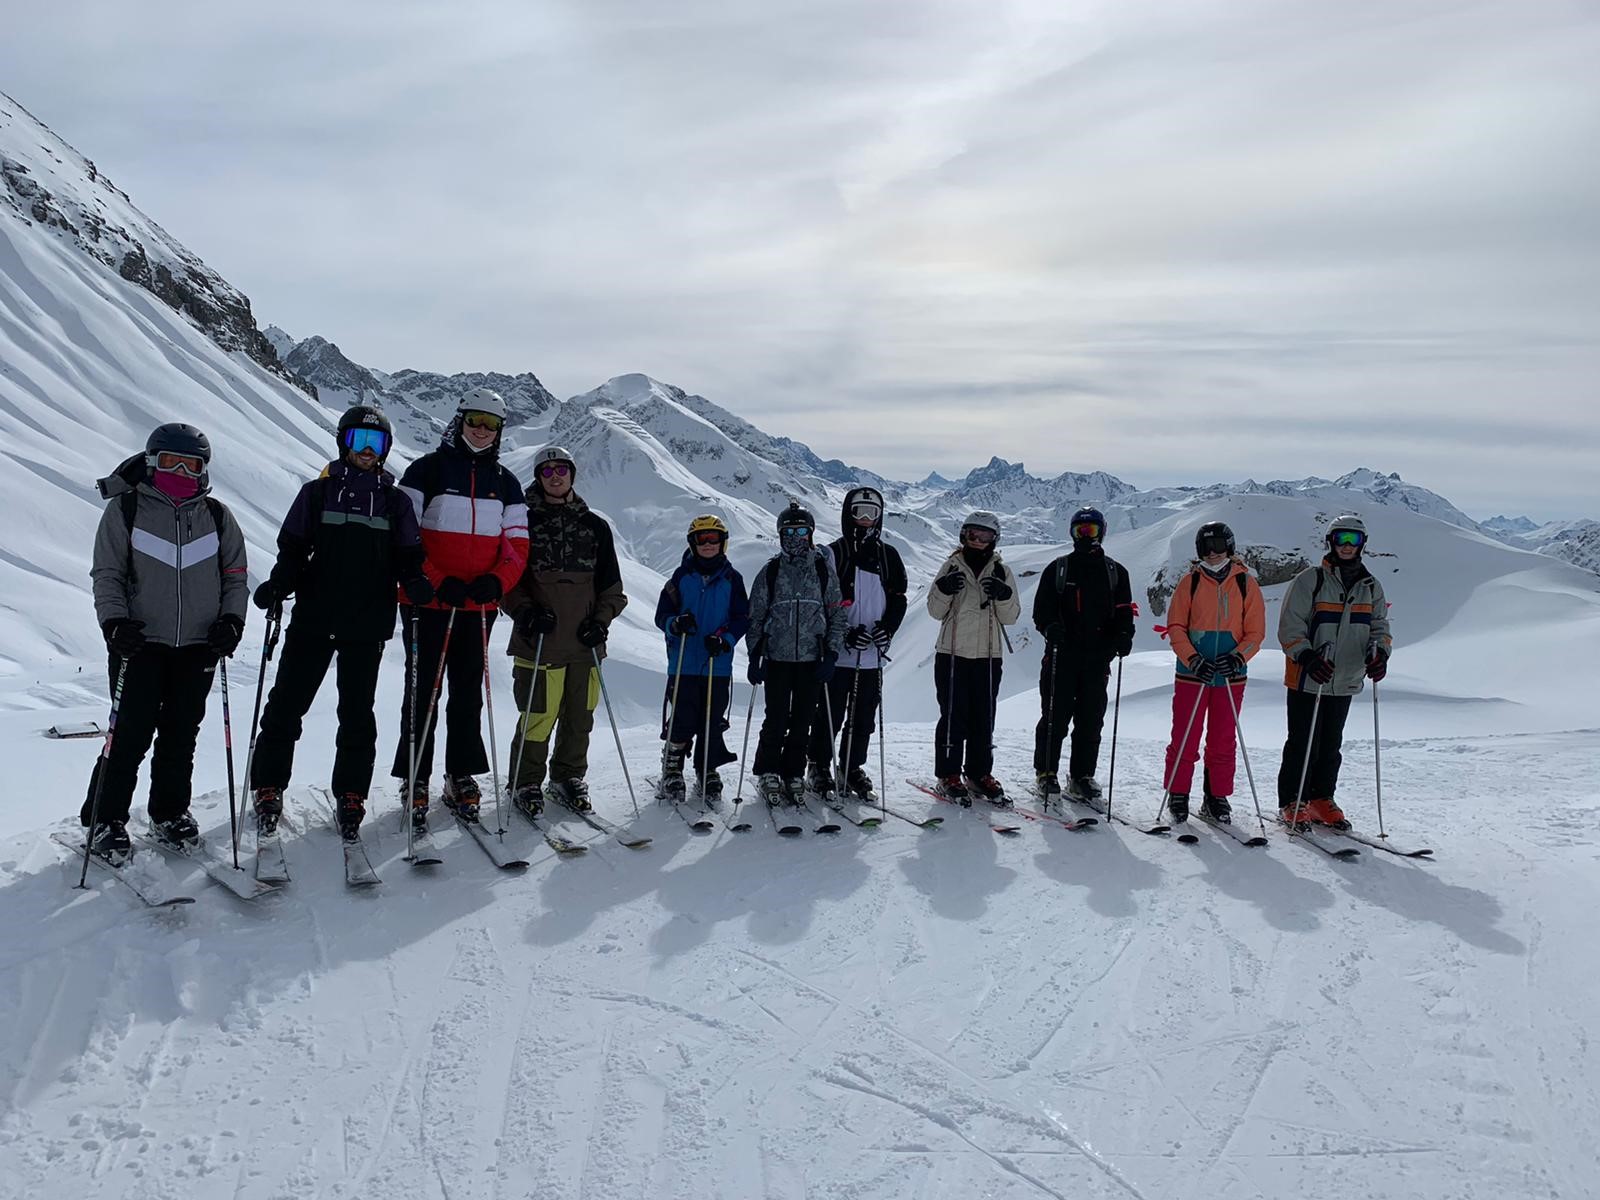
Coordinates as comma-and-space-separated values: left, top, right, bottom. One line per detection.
1042, 642, 1059, 805
1157, 679, 1208, 823
219, 657, 239, 868
701, 657, 716, 801
662, 631, 687, 798
78, 655, 131, 888
1290, 683, 1325, 823
403, 608, 420, 860
940, 569, 961, 763
237, 602, 282, 843
822, 686, 842, 793
1105, 656, 1122, 825
986, 605, 999, 771
1220, 674, 1268, 836
481, 610, 504, 836
508, 632, 545, 802
1372, 680, 1386, 839
731, 680, 758, 804
837, 649, 863, 793
876, 662, 888, 818
592, 647, 640, 817
409, 607, 456, 856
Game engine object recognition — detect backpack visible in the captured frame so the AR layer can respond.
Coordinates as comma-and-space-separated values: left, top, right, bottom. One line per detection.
1188, 568, 1251, 605
1055, 556, 1120, 594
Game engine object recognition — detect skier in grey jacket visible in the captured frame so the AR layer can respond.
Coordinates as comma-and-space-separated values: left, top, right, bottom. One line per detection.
746, 501, 846, 805
80, 424, 249, 859
1276, 513, 1393, 830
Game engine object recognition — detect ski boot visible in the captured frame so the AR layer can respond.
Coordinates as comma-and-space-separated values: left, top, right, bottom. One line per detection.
548, 778, 592, 813
785, 776, 807, 807
441, 775, 481, 823
253, 785, 284, 838
967, 775, 1009, 807
759, 773, 786, 807
512, 783, 544, 819
700, 770, 724, 804
1200, 791, 1231, 823
1306, 797, 1350, 831
938, 775, 971, 806
1166, 792, 1190, 823
152, 810, 200, 848
1068, 776, 1103, 803
805, 762, 834, 798
88, 818, 131, 863
845, 767, 876, 801
1280, 801, 1313, 832
407, 781, 430, 834
1036, 771, 1062, 805
336, 793, 366, 842
658, 744, 688, 804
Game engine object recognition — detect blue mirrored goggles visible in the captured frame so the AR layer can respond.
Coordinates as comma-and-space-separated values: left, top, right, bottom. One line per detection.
780, 525, 813, 538
342, 427, 391, 457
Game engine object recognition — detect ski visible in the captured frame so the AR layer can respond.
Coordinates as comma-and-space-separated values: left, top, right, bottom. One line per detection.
820, 794, 883, 828
762, 795, 804, 837
797, 794, 842, 834
342, 836, 381, 886
1273, 818, 1360, 859
1072, 794, 1171, 836
254, 827, 290, 883
404, 824, 444, 866
876, 804, 944, 830
51, 832, 195, 907
1008, 799, 1097, 832
506, 797, 587, 855
135, 832, 280, 900
452, 815, 530, 869
1194, 812, 1269, 847
1330, 828, 1433, 858
904, 779, 1020, 834
546, 790, 652, 849
713, 799, 754, 833
646, 777, 716, 833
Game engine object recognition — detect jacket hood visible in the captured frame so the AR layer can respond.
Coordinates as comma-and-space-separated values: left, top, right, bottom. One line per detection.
839, 485, 885, 540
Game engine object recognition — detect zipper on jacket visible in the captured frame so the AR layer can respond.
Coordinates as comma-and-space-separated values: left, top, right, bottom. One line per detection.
174, 506, 184, 645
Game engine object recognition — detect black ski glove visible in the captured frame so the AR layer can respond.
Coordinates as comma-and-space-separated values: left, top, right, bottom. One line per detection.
577, 617, 607, 648
401, 575, 435, 606
1365, 647, 1388, 681
704, 633, 731, 658
253, 578, 289, 611
1042, 620, 1066, 645
844, 625, 871, 650
746, 651, 766, 685
207, 615, 245, 657
815, 650, 839, 684
1217, 651, 1247, 678
466, 574, 503, 604
869, 621, 892, 651
935, 570, 965, 596
436, 576, 470, 608
102, 618, 146, 658
980, 576, 1012, 602
1187, 653, 1218, 683
669, 612, 698, 636
515, 606, 557, 640
1297, 648, 1335, 684
1113, 632, 1133, 658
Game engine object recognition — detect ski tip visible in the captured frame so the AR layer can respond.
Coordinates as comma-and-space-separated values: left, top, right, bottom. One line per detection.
1177, 832, 1200, 844
730, 822, 753, 832
1333, 847, 1361, 859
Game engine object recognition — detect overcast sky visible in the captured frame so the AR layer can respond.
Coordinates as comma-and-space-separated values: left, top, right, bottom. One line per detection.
4, 0, 1597, 518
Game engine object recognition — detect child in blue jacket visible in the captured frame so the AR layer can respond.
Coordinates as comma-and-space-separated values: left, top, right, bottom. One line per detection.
653, 516, 750, 801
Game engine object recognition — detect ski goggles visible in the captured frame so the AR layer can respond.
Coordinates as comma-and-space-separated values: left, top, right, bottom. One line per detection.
1331, 529, 1366, 548
341, 427, 391, 457
538, 462, 572, 479
849, 501, 882, 523
1071, 520, 1104, 541
1197, 533, 1232, 556
780, 524, 813, 538
692, 530, 725, 547
961, 526, 996, 544
462, 411, 504, 431
149, 451, 205, 477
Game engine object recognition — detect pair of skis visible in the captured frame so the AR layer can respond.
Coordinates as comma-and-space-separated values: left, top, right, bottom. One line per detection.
645, 776, 753, 834
903, 779, 1098, 836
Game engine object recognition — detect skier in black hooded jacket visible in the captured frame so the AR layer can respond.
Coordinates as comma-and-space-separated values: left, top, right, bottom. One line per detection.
807, 486, 907, 799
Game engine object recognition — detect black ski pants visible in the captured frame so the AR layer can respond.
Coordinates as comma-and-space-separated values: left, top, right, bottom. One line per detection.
81, 645, 216, 827
391, 606, 493, 785
1277, 688, 1355, 808
250, 619, 384, 798
934, 652, 1002, 779
661, 673, 735, 774
754, 660, 821, 777
1033, 647, 1111, 778
809, 664, 882, 773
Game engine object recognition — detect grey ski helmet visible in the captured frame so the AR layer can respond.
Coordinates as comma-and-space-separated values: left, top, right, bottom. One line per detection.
458, 387, 507, 420
532, 444, 577, 484
961, 511, 1001, 540
1327, 513, 1368, 553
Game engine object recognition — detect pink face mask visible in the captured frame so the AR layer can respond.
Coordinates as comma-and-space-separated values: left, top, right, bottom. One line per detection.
151, 469, 201, 501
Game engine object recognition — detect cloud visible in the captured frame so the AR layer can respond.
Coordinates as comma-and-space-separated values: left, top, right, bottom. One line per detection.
3, 0, 1597, 518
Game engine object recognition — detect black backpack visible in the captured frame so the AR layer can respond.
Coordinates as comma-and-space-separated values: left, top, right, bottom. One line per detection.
763, 552, 830, 599
1188, 569, 1251, 605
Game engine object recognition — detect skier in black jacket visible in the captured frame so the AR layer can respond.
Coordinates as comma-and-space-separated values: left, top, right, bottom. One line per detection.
248, 406, 430, 840
807, 486, 907, 799
1032, 507, 1136, 804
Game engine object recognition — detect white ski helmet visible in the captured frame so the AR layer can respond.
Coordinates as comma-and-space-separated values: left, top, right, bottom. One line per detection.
458, 386, 507, 420
961, 510, 1001, 540
533, 444, 577, 482
1327, 513, 1368, 552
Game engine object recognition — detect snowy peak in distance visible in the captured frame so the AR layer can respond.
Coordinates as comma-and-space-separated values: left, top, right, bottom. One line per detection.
930, 455, 1138, 515
0, 91, 290, 380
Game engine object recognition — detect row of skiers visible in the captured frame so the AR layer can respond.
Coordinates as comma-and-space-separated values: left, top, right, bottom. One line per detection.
78, 390, 1393, 862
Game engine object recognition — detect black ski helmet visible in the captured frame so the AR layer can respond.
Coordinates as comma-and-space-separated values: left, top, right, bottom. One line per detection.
145, 422, 211, 463
1195, 521, 1236, 558
777, 500, 815, 535
1070, 506, 1106, 546
336, 404, 394, 462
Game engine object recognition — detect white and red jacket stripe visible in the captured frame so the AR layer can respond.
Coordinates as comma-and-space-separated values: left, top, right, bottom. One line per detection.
397, 444, 528, 611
